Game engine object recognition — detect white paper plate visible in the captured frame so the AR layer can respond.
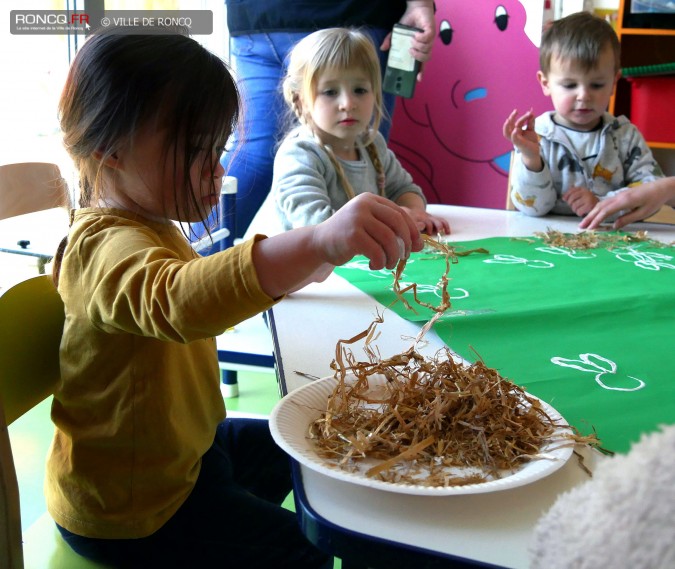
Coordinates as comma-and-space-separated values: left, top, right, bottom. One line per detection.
270, 376, 573, 496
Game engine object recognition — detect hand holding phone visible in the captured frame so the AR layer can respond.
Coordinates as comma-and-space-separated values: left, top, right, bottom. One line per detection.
383, 24, 423, 99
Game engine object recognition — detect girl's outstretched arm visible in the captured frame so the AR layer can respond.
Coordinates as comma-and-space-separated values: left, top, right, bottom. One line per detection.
252, 193, 423, 298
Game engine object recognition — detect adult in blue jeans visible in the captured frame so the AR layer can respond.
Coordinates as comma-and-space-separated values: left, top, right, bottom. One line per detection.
222, 0, 436, 238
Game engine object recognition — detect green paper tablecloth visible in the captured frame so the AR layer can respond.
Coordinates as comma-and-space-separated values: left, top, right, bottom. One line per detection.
335, 236, 675, 453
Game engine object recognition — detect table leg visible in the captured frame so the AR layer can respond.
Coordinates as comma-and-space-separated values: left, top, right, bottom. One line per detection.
221, 369, 239, 398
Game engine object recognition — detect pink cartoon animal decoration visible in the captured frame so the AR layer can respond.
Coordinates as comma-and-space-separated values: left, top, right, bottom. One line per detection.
389, 0, 550, 208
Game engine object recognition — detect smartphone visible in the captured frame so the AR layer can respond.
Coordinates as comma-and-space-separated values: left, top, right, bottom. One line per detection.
383, 24, 422, 99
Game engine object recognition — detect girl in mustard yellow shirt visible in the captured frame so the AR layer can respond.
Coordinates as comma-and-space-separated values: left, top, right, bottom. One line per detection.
49, 25, 423, 568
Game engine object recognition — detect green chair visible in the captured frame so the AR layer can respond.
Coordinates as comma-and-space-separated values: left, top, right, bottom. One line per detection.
0, 274, 108, 569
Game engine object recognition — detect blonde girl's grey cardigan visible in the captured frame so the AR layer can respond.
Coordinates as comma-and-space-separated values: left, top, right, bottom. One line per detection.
272, 127, 426, 230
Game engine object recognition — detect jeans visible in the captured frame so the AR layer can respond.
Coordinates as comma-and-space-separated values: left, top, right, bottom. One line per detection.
222, 29, 395, 238
57, 418, 332, 569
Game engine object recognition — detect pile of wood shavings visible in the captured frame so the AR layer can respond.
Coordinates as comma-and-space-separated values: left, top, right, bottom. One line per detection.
309, 342, 576, 486
308, 236, 598, 486
535, 228, 673, 250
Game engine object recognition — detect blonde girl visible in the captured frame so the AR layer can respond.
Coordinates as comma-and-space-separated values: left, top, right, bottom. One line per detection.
272, 27, 451, 236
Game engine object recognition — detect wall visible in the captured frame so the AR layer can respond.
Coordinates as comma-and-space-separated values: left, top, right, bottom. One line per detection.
654, 149, 675, 176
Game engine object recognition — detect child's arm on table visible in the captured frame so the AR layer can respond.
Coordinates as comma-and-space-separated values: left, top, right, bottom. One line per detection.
252, 193, 423, 298
563, 186, 598, 216
575, 126, 662, 223
580, 177, 675, 230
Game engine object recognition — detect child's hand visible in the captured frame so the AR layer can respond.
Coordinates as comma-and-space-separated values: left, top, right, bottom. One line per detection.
252, 194, 423, 298
503, 109, 543, 172
563, 186, 599, 216
314, 193, 424, 270
580, 180, 675, 230
402, 208, 451, 236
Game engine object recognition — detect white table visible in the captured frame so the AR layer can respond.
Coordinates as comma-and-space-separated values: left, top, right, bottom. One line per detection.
268, 205, 675, 569
274, 204, 675, 392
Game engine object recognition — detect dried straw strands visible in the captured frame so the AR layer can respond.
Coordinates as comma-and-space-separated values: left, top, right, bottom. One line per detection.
534, 228, 672, 250
310, 341, 570, 486
308, 236, 595, 487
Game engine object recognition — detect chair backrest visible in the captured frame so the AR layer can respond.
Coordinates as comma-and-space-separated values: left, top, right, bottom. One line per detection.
0, 162, 70, 221
0, 275, 65, 569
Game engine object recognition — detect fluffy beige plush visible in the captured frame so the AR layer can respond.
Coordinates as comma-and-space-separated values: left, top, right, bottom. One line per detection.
529, 424, 675, 569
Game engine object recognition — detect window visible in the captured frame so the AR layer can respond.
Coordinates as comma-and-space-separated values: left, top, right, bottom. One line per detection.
0, 0, 229, 189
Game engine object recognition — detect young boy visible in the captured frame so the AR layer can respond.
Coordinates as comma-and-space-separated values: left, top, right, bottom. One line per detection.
503, 11, 663, 218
